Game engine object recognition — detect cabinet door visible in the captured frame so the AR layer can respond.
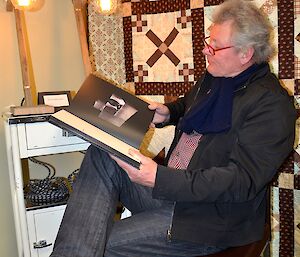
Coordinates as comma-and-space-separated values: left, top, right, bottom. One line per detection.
17, 122, 89, 158
27, 206, 66, 257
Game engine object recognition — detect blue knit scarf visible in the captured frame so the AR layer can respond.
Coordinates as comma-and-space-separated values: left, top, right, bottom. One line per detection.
179, 63, 268, 134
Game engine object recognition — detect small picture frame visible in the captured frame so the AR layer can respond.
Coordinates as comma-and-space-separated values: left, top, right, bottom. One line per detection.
38, 91, 72, 110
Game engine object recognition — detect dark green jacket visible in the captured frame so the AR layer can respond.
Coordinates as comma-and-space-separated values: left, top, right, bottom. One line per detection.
152, 65, 296, 247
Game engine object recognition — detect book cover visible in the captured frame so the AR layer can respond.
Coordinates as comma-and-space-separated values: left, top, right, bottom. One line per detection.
49, 74, 154, 168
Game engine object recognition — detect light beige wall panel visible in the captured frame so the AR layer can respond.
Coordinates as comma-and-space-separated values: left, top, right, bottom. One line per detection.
0, 1, 86, 256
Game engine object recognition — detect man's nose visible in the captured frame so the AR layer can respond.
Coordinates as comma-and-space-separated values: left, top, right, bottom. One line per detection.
202, 46, 212, 56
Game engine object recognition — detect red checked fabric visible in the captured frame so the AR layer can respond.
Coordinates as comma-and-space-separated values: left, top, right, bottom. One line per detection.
167, 132, 202, 169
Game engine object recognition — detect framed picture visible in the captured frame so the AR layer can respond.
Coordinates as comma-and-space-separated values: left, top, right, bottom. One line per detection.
38, 91, 72, 110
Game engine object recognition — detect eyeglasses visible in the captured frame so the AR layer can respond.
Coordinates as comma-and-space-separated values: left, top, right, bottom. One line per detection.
203, 36, 234, 55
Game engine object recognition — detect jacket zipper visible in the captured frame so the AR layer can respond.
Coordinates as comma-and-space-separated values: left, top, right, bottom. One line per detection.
167, 202, 176, 242
234, 84, 247, 93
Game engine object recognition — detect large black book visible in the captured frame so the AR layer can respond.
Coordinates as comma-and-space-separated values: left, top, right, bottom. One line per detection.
49, 74, 154, 168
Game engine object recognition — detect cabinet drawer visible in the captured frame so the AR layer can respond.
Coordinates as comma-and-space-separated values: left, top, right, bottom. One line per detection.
26, 205, 66, 257
17, 122, 89, 158
25, 122, 85, 148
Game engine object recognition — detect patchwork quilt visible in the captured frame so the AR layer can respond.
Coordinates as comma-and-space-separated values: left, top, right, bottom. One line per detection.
88, 1, 300, 256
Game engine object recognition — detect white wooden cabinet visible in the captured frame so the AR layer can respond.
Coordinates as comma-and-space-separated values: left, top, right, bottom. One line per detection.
4, 114, 90, 257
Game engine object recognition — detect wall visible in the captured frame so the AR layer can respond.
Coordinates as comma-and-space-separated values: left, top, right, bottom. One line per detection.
0, 1, 85, 256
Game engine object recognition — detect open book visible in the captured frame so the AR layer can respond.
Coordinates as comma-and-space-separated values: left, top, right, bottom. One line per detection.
49, 74, 154, 168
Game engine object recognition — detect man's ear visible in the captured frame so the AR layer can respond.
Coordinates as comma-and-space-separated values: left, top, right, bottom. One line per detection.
240, 47, 254, 64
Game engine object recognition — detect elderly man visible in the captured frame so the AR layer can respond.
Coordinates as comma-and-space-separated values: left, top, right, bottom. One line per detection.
51, 0, 296, 256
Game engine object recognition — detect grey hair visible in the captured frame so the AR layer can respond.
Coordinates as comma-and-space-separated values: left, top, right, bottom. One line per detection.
211, 0, 275, 63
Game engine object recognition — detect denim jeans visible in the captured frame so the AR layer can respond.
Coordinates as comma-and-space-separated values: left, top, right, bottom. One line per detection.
50, 146, 224, 257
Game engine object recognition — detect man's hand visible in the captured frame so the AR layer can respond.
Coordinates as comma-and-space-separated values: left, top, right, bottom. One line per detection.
148, 102, 170, 128
110, 149, 158, 188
